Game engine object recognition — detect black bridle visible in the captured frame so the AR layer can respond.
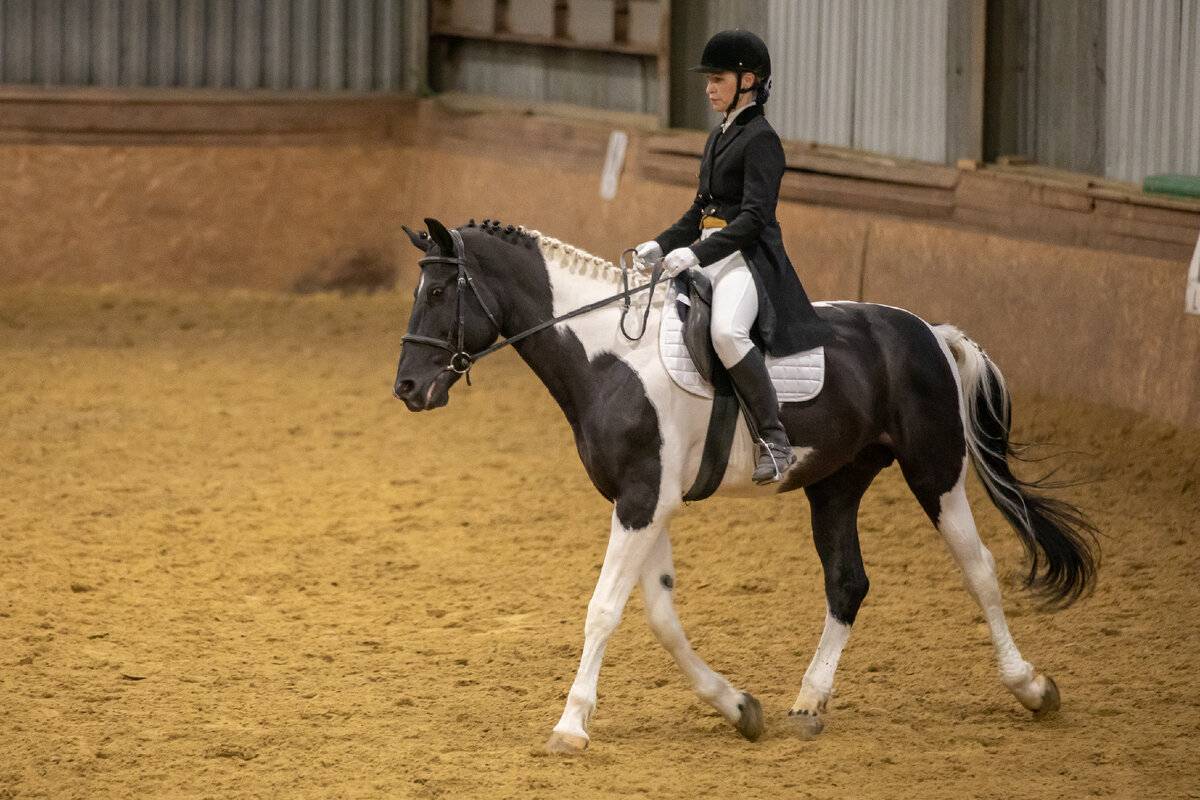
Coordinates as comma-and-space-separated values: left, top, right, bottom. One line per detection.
400, 229, 502, 383
401, 230, 665, 385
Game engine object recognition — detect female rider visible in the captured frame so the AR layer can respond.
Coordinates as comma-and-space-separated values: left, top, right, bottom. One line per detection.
636, 29, 832, 485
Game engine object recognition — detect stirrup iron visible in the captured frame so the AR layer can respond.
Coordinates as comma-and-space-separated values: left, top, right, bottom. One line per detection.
753, 439, 796, 485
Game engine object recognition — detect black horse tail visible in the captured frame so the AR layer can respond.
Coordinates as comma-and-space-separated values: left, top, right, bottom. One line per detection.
935, 325, 1100, 607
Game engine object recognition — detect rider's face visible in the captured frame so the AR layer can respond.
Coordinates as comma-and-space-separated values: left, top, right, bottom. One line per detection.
706, 71, 755, 112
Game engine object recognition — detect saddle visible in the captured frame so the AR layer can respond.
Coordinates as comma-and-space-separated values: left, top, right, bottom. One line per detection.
679, 272, 720, 384
662, 271, 826, 501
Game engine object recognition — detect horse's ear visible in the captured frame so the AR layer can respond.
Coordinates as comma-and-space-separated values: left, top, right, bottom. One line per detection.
402, 224, 429, 251
424, 217, 456, 255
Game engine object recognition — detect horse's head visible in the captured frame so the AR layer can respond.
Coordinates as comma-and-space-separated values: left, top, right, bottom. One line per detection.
393, 218, 503, 411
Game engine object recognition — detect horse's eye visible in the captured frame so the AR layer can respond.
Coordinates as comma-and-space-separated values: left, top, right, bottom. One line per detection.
430, 287, 444, 299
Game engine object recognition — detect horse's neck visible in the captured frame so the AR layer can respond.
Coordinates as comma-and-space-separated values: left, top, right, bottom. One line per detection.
537, 237, 646, 316
507, 236, 654, 422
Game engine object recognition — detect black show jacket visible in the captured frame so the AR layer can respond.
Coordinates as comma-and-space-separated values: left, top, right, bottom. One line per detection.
654, 104, 833, 357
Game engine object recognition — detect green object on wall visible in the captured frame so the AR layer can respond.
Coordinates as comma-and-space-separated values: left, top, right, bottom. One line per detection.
1143, 173, 1200, 199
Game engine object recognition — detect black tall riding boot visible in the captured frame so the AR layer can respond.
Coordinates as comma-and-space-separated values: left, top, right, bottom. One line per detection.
726, 347, 796, 485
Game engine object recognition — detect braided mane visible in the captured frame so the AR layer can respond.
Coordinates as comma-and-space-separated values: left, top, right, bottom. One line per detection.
463, 219, 651, 289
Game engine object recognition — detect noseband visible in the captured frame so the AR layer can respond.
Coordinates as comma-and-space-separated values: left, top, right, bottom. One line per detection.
401, 229, 664, 384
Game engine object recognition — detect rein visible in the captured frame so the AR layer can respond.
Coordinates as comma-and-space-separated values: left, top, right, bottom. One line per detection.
401, 232, 665, 384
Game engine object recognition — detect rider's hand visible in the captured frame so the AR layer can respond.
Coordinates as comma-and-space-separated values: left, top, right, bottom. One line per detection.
635, 240, 662, 266
662, 247, 699, 278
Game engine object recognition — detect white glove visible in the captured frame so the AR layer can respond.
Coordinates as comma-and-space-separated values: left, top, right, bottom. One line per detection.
662, 247, 700, 277
634, 240, 662, 267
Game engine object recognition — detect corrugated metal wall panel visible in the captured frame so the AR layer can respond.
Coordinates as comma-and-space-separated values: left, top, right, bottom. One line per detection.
1107, 0, 1200, 182
855, 0, 947, 161
1143, 0, 1172, 175
348, 0, 372, 90
448, 39, 658, 115
122, 0, 148, 87
37, 2, 63, 84
179, 1, 205, 87
767, 0, 946, 161
153, 1, 179, 87
552, 48, 657, 112
292, 0, 317, 89
1181, 0, 1200, 174
1109, 0, 1139, 181
767, 0, 810, 143
64, 1, 90, 85
4, 0, 33, 83
707, 0, 766, 33
821, 1, 855, 145
375, 0, 397, 90
264, 0, 288, 88
766, 0, 855, 147
442, 2, 670, 115
455, 41, 544, 100
858, 0, 891, 154
320, 0, 344, 89
1018, 0, 1106, 174
208, 0, 234, 88
237, 1, 263, 89
0, 0, 418, 92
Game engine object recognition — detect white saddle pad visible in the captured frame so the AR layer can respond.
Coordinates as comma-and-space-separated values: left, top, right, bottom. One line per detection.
658, 285, 825, 402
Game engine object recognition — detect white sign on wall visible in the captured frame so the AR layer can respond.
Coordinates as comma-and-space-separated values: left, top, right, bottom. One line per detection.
599, 131, 628, 201
1188, 229, 1200, 316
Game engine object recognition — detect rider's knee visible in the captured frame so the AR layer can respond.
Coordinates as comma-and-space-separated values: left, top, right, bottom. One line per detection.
711, 323, 752, 366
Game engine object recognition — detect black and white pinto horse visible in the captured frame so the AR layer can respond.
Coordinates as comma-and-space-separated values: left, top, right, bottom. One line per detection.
392, 218, 1098, 754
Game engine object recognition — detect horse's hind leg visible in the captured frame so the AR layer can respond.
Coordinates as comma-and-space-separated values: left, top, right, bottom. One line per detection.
926, 471, 1061, 713
638, 529, 763, 741
788, 446, 892, 736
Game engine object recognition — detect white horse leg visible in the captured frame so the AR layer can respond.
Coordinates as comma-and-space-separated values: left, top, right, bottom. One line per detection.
937, 473, 1061, 713
787, 608, 853, 736
545, 510, 664, 753
637, 529, 764, 740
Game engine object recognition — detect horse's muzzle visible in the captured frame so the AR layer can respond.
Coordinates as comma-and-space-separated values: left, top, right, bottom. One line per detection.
393, 378, 427, 412
393, 371, 454, 411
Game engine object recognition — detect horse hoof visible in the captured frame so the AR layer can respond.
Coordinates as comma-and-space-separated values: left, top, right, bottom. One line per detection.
785, 708, 825, 738
734, 692, 764, 742
544, 731, 589, 755
1032, 675, 1061, 717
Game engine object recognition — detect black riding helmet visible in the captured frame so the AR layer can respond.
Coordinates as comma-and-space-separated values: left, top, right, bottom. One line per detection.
690, 29, 772, 111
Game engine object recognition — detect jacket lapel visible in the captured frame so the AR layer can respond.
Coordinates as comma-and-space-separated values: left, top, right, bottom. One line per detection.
713, 104, 763, 160
713, 123, 745, 159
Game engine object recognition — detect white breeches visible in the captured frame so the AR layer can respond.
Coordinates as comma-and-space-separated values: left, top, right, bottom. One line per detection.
697, 231, 758, 367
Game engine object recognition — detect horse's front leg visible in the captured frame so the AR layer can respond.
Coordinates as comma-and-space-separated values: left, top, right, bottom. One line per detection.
546, 509, 663, 754
638, 528, 764, 741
